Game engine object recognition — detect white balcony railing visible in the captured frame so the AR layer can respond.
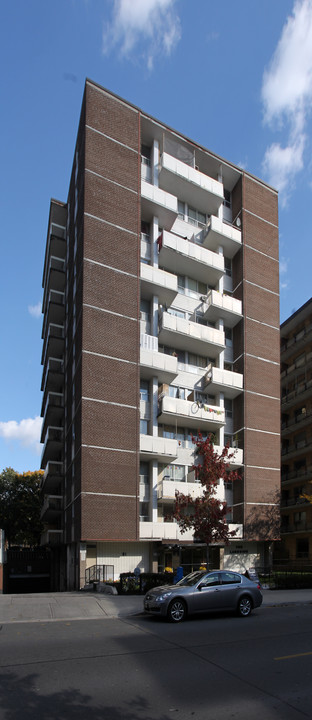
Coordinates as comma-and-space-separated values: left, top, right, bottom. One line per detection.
140, 335, 178, 384
141, 179, 178, 227
201, 290, 242, 327
140, 434, 178, 461
140, 263, 178, 306
200, 215, 242, 256
204, 364, 243, 399
159, 152, 224, 216
158, 394, 225, 431
139, 521, 194, 542
159, 230, 224, 286
158, 479, 202, 502
159, 311, 224, 358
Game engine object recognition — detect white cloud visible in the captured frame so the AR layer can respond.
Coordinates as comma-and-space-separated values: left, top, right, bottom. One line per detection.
261, 0, 312, 201
0, 417, 42, 455
28, 301, 42, 318
262, 134, 305, 204
103, 0, 181, 66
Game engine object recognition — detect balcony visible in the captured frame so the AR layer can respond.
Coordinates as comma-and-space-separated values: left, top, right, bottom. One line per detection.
41, 357, 64, 395
158, 230, 224, 286
140, 334, 178, 384
42, 289, 65, 332
281, 323, 312, 362
43, 231, 65, 282
41, 392, 64, 442
212, 445, 243, 468
159, 152, 224, 217
204, 364, 243, 399
281, 351, 312, 387
140, 434, 178, 462
281, 378, 312, 409
201, 290, 242, 327
281, 465, 312, 487
41, 323, 64, 365
41, 529, 63, 546
43, 256, 65, 308
40, 425, 63, 467
157, 395, 225, 431
281, 437, 312, 461
158, 479, 202, 502
158, 311, 224, 358
140, 521, 194, 542
280, 496, 310, 510
140, 263, 178, 306
41, 461, 63, 493
141, 180, 178, 227
200, 215, 242, 257
40, 494, 63, 521
281, 408, 312, 437
280, 522, 312, 535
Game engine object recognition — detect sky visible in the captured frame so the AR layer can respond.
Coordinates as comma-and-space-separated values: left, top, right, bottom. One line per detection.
1, 0, 312, 473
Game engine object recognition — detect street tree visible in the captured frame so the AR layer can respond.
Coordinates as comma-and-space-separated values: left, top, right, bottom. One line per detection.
0, 467, 44, 547
171, 433, 240, 567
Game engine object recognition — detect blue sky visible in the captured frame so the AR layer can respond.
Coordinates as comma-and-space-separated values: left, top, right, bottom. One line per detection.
1, 0, 312, 473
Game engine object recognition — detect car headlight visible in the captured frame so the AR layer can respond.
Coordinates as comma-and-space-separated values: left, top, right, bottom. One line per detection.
155, 591, 173, 602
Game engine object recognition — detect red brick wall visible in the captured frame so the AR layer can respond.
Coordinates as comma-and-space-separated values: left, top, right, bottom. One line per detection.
239, 175, 280, 539
79, 83, 141, 541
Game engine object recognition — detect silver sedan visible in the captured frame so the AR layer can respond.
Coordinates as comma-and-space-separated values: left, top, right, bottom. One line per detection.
144, 570, 263, 622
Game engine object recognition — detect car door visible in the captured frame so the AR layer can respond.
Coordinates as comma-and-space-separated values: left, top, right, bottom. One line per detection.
189, 572, 222, 613
218, 572, 242, 609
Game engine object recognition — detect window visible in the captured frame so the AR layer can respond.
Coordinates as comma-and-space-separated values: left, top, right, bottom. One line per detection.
162, 465, 186, 481
169, 385, 190, 400
223, 189, 231, 209
140, 462, 149, 482
178, 275, 207, 299
141, 220, 150, 241
188, 352, 207, 369
141, 145, 151, 166
141, 145, 152, 182
220, 572, 241, 585
225, 327, 232, 347
201, 573, 220, 587
225, 399, 233, 419
139, 502, 149, 521
140, 299, 151, 334
224, 257, 232, 277
177, 201, 207, 228
140, 380, 150, 402
140, 419, 148, 434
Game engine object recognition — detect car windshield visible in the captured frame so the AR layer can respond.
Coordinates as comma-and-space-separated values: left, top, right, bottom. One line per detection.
176, 571, 206, 587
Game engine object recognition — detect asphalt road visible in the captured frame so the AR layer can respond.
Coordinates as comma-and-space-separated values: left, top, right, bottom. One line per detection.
0, 604, 311, 720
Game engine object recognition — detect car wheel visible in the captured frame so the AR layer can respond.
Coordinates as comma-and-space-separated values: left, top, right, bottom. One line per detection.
237, 595, 252, 617
167, 598, 186, 623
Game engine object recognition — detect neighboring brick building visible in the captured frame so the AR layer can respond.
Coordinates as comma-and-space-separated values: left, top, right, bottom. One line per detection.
40, 80, 280, 589
280, 298, 312, 564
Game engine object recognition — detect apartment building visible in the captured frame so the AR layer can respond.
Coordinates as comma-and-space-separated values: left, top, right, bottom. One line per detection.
280, 298, 312, 564
40, 80, 280, 590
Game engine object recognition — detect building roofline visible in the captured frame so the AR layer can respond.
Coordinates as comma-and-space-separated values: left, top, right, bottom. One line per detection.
85, 78, 278, 195
281, 296, 312, 332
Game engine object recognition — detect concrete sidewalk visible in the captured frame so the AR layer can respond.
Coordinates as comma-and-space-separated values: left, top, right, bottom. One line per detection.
0, 588, 311, 624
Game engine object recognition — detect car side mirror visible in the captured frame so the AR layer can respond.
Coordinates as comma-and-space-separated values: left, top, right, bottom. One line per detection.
198, 583, 204, 591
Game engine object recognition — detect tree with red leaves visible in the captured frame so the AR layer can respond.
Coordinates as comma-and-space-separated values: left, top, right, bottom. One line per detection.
172, 433, 240, 567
